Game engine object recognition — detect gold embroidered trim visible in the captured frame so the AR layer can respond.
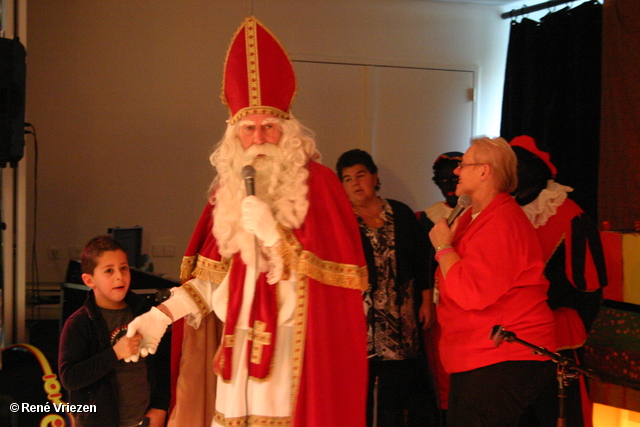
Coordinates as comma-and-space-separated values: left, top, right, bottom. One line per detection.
223, 334, 235, 348
275, 225, 299, 280
213, 410, 291, 426
183, 254, 231, 284
230, 107, 289, 124
289, 274, 308, 422
277, 225, 368, 291
181, 281, 210, 319
245, 18, 260, 109
298, 251, 368, 291
249, 321, 273, 364
278, 224, 302, 258
247, 291, 279, 383
179, 256, 197, 282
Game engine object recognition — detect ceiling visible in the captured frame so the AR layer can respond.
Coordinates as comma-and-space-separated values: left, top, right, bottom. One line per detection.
429, 0, 520, 5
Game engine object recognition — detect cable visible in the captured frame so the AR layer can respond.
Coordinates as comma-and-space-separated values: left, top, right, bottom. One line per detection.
244, 236, 259, 423
25, 123, 40, 321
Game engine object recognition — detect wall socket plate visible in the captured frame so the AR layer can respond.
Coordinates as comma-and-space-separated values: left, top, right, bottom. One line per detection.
47, 245, 62, 260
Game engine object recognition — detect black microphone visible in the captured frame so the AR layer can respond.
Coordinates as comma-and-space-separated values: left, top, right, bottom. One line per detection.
490, 325, 516, 347
446, 194, 472, 226
241, 165, 259, 258
241, 165, 256, 196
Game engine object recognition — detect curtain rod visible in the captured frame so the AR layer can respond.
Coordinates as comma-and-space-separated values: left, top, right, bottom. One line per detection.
501, 0, 579, 20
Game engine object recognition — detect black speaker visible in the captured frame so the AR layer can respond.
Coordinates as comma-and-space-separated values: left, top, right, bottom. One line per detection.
0, 37, 26, 167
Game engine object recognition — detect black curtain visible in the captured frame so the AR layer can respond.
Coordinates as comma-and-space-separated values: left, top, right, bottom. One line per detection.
501, 1, 602, 221
599, 0, 640, 232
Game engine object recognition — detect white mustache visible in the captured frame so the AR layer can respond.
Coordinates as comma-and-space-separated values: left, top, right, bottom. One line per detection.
243, 144, 281, 163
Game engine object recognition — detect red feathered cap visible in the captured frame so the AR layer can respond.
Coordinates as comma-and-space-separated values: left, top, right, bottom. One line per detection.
221, 16, 297, 124
509, 135, 557, 178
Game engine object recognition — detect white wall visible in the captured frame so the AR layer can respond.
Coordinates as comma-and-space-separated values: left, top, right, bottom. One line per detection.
25, 0, 514, 283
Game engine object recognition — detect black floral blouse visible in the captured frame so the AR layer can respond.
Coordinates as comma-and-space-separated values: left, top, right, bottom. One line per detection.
356, 198, 421, 361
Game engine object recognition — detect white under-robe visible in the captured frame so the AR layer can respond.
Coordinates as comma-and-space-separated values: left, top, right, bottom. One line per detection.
182, 265, 298, 425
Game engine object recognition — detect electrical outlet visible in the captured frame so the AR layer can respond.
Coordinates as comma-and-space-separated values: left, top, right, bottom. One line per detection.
48, 245, 62, 260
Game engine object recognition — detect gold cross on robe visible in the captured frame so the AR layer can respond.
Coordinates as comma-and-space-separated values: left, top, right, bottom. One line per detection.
250, 320, 272, 364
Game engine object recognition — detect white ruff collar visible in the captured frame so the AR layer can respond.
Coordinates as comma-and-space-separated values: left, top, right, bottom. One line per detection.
522, 180, 574, 228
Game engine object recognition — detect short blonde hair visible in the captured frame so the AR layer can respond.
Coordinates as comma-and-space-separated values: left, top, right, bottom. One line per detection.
471, 136, 518, 193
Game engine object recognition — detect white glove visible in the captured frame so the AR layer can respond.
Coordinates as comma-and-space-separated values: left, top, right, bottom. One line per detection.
126, 306, 171, 361
241, 195, 280, 247
163, 286, 198, 321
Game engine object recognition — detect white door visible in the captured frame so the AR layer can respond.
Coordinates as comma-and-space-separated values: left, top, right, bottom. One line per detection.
293, 60, 475, 212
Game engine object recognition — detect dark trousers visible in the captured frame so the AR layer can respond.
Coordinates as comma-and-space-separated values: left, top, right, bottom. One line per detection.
447, 360, 555, 427
367, 357, 440, 427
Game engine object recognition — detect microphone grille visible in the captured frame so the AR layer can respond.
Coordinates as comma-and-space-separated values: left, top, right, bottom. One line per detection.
458, 194, 472, 208
241, 165, 256, 179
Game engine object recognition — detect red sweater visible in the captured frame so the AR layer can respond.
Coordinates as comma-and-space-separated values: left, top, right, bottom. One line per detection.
436, 192, 556, 373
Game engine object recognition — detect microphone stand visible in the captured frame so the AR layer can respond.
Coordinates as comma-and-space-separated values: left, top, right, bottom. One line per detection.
490, 326, 601, 427
242, 164, 258, 423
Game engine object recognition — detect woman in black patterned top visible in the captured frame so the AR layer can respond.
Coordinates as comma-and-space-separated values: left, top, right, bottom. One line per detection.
337, 149, 439, 427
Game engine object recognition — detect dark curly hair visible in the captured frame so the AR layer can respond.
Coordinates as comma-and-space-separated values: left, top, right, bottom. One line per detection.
335, 149, 380, 191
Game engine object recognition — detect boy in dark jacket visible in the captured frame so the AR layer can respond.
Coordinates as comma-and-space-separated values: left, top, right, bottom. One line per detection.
59, 235, 170, 427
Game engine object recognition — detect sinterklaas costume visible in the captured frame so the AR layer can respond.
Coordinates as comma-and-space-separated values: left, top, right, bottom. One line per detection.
167, 17, 369, 427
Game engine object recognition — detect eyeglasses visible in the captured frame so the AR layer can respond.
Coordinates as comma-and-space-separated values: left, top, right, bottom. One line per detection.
455, 162, 485, 170
434, 177, 459, 184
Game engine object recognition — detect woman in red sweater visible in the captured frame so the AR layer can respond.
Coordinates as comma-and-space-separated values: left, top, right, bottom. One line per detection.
429, 136, 557, 427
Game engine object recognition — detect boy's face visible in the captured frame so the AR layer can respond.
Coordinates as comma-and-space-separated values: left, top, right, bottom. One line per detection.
82, 249, 131, 309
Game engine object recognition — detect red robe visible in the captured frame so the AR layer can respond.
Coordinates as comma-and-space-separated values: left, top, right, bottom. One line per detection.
533, 198, 606, 348
169, 161, 369, 427
528, 197, 607, 427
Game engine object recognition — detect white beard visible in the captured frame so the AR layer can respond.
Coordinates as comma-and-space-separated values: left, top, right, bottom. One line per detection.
210, 117, 317, 269
213, 143, 296, 270
243, 144, 283, 205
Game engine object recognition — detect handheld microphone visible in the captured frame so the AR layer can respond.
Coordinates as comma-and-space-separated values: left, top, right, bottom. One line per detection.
241, 165, 256, 196
446, 194, 472, 226
241, 165, 259, 269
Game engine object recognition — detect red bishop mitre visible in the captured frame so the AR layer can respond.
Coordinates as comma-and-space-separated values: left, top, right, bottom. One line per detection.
510, 135, 558, 178
221, 16, 298, 124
